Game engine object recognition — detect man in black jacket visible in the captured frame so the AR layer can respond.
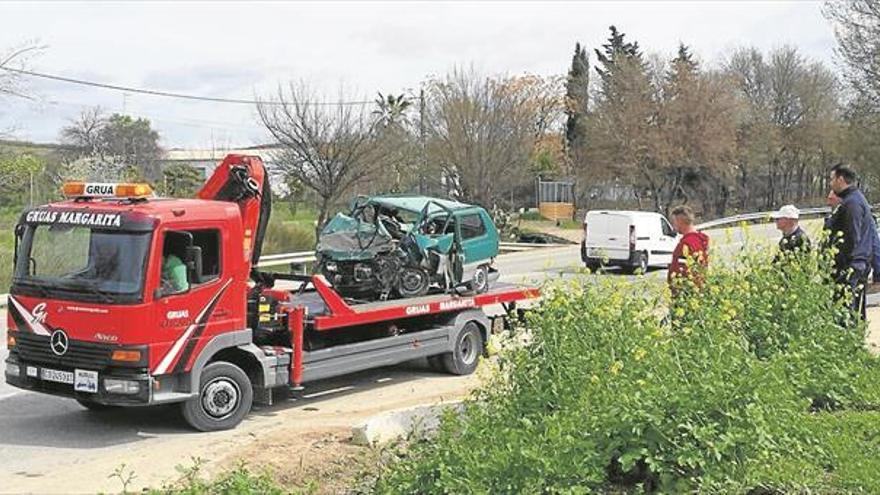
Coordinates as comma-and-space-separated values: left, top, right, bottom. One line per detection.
827, 164, 873, 319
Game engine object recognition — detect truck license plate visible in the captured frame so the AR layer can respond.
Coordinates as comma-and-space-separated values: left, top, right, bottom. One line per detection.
74, 369, 99, 393
40, 368, 74, 384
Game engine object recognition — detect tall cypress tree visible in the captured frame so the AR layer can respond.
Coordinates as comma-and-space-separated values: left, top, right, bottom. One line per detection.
565, 42, 590, 162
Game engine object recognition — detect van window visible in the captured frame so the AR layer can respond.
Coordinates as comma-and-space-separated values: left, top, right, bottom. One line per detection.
661, 218, 676, 237
459, 214, 486, 239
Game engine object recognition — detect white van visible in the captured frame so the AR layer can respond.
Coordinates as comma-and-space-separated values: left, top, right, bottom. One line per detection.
580, 210, 679, 273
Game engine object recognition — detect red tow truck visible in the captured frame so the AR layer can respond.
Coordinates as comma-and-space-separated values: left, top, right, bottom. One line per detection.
4, 154, 538, 431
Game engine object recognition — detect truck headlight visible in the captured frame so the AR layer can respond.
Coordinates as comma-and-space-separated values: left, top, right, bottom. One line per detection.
324, 261, 338, 272
6, 364, 19, 378
103, 378, 141, 395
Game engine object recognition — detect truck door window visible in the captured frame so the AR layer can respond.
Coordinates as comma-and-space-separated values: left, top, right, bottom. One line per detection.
191, 229, 221, 280
459, 214, 486, 239
162, 232, 191, 295
161, 229, 222, 295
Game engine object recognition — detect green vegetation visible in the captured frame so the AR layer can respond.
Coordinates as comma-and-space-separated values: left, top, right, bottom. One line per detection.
375, 246, 880, 493
144, 461, 286, 495
262, 205, 318, 255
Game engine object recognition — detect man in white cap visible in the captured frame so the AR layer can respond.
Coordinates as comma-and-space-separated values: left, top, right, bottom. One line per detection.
772, 204, 811, 254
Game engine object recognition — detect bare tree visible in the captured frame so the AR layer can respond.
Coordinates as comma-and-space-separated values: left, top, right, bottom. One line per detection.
825, 0, 880, 108
257, 84, 384, 236
424, 69, 561, 208
0, 41, 43, 136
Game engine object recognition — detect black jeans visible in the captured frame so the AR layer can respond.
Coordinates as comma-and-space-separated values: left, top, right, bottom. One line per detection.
836, 267, 869, 322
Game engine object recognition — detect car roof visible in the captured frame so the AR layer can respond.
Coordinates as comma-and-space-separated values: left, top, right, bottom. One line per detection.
368, 195, 473, 214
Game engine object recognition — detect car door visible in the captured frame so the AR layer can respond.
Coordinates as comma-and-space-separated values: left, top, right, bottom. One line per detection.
456, 210, 497, 268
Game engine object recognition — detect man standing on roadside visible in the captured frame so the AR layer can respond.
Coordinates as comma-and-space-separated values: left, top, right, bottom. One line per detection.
667, 205, 710, 293
827, 164, 873, 319
772, 204, 810, 255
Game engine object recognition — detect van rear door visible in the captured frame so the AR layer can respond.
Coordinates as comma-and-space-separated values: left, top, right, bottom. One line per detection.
585, 212, 631, 261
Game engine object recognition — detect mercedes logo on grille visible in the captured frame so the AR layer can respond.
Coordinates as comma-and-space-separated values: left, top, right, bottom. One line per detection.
50, 330, 69, 356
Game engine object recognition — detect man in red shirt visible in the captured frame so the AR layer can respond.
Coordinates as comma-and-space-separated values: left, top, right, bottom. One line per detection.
668, 205, 710, 292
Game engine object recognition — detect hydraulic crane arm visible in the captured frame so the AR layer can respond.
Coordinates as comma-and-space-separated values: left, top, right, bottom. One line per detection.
197, 154, 272, 267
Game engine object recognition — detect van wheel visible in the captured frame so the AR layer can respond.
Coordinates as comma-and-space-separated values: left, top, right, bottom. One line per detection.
441, 322, 484, 375
627, 252, 648, 274
585, 259, 601, 272
181, 362, 253, 432
469, 265, 490, 294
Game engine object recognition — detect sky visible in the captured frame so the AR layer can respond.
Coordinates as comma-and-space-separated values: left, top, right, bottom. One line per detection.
0, 1, 837, 149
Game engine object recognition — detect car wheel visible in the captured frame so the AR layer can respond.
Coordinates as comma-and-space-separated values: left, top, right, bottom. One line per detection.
397, 267, 430, 298
441, 322, 484, 375
469, 265, 490, 294
181, 361, 253, 432
585, 259, 601, 272
76, 398, 119, 412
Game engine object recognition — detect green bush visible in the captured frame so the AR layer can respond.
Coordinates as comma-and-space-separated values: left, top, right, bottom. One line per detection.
375, 246, 880, 493
261, 219, 315, 255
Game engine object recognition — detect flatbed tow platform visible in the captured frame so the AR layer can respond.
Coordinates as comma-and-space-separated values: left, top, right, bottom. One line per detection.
259, 276, 539, 394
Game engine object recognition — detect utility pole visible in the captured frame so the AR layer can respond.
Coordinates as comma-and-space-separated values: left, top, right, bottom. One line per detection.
419, 88, 427, 195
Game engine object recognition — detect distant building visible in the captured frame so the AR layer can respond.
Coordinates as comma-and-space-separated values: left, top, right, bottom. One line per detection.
160, 146, 282, 179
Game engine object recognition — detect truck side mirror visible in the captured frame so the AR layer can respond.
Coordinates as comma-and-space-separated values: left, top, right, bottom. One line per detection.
13, 224, 24, 265
185, 245, 204, 284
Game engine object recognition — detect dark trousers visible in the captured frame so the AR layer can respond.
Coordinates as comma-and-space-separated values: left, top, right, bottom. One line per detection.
836, 268, 869, 322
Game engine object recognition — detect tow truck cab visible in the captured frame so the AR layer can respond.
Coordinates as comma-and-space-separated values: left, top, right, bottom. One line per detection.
5, 193, 251, 408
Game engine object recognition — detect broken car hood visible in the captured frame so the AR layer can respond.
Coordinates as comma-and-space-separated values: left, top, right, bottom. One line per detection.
316, 213, 395, 261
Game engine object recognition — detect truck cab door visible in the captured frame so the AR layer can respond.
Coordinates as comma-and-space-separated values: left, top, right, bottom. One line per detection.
152, 228, 236, 376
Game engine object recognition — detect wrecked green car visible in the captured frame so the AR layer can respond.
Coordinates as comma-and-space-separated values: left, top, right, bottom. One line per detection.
316, 195, 500, 300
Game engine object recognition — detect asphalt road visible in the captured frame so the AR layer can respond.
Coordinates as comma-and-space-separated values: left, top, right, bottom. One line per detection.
0, 220, 794, 493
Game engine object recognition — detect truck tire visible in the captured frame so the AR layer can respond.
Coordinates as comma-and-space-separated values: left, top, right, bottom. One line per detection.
441, 322, 484, 375
181, 361, 253, 432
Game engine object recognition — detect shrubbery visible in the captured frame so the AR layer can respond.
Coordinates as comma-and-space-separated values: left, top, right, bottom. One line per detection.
261, 219, 315, 255
375, 246, 880, 493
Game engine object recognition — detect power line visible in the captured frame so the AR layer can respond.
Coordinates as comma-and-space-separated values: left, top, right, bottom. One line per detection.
0, 66, 378, 106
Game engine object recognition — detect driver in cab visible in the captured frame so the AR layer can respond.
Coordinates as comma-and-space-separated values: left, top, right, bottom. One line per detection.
161, 237, 189, 294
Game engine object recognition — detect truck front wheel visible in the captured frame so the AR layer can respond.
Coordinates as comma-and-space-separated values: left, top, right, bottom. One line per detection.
181, 361, 253, 432
440, 322, 484, 375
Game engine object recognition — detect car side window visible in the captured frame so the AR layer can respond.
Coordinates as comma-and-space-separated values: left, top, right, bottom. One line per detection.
459, 214, 486, 240
661, 218, 676, 237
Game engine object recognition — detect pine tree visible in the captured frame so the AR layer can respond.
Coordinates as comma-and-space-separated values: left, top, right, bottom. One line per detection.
565, 42, 590, 165
594, 25, 642, 89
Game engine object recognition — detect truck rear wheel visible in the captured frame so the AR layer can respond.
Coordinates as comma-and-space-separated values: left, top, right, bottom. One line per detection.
440, 322, 484, 375
181, 361, 253, 432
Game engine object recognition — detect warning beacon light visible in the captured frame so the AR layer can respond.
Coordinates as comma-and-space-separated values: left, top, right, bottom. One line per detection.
62, 181, 154, 199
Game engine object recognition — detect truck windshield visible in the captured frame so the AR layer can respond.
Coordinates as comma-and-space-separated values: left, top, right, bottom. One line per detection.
13, 224, 152, 303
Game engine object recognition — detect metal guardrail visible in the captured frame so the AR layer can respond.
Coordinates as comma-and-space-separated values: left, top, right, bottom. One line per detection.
697, 207, 830, 230
254, 242, 567, 268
